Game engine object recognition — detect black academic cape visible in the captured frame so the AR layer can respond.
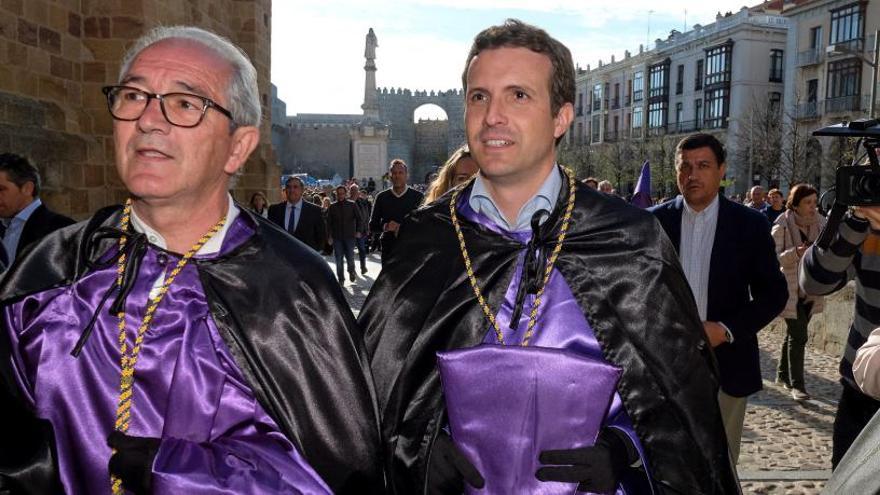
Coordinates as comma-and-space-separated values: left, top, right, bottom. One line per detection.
0, 205, 383, 494
360, 175, 740, 494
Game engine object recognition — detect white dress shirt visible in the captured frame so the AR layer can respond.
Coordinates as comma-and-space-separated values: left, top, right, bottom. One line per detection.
679, 194, 719, 322
283, 199, 303, 232
2, 198, 42, 261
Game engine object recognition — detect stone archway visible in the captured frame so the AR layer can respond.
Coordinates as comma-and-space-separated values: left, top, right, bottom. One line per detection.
378, 87, 465, 182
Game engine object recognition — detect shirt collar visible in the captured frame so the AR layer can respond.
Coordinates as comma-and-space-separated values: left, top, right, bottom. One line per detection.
130, 194, 239, 255
390, 186, 409, 198
470, 165, 561, 232
10, 198, 41, 223
287, 199, 303, 209
682, 193, 720, 218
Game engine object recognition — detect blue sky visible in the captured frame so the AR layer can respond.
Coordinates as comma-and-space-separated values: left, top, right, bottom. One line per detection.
272, 1, 755, 118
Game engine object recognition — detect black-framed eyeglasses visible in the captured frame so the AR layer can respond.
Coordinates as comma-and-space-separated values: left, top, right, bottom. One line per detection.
102, 85, 234, 128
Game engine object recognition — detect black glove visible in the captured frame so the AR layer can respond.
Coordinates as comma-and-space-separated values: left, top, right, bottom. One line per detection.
535, 427, 637, 494
107, 431, 161, 495
427, 431, 485, 495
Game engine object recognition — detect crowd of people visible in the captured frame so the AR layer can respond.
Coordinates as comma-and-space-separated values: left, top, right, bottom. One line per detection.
3, 17, 880, 495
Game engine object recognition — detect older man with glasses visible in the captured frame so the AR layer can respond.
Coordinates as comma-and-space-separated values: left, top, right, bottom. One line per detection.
0, 26, 382, 495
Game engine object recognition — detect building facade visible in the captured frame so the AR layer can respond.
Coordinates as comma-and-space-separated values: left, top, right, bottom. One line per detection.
0, 0, 277, 218
565, 6, 789, 196
782, 0, 879, 191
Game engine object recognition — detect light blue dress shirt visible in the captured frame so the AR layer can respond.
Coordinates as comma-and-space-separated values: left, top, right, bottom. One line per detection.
3, 198, 42, 261
468, 166, 561, 232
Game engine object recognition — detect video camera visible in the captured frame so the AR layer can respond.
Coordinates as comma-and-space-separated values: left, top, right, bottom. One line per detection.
813, 118, 880, 206
813, 118, 880, 248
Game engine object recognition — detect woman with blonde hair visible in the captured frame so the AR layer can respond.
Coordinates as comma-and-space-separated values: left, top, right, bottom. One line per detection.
772, 183, 825, 401
422, 145, 479, 205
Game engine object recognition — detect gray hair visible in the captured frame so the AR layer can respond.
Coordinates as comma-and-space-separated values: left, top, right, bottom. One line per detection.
119, 26, 261, 127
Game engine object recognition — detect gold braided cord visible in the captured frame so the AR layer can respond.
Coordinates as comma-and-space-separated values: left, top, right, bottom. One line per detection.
110, 199, 226, 495
450, 167, 577, 346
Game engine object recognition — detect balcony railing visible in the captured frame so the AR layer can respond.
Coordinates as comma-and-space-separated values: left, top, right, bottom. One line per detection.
611, 98, 620, 109
604, 130, 619, 142
625, 96, 631, 107
577, 106, 583, 117
824, 95, 869, 114
796, 48, 824, 67
795, 101, 820, 119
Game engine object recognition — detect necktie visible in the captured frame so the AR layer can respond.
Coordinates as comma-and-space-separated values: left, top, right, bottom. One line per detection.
288, 205, 297, 234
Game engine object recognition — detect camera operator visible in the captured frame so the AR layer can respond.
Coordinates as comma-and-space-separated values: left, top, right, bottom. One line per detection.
800, 202, 880, 469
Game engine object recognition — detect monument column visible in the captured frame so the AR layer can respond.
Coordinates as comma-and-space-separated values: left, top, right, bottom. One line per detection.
352, 27, 389, 180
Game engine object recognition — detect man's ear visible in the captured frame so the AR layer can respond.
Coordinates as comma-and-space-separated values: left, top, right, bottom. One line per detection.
21, 181, 35, 197
223, 126, 260, 175
553, 103, 574, 139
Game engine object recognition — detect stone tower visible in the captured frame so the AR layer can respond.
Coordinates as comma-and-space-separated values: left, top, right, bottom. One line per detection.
351, 27, 389, 180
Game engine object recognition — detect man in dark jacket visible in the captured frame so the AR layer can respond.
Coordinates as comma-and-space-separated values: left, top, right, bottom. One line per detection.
0, 153, 74, 268
350, 183, 371, 274
369, 159, 423, 264
651, 133, 788, 463
268, 176, 327, 252
0, 26, 381, 495
361, 19, 738, 495
327, 185, 366, 283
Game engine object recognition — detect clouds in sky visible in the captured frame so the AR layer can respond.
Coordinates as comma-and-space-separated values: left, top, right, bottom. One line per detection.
272, 1, 755, 116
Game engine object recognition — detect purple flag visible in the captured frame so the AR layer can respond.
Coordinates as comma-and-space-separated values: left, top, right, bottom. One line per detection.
631, 160, 652, 209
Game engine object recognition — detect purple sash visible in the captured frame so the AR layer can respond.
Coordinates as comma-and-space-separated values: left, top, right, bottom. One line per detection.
437, 344, 621, 494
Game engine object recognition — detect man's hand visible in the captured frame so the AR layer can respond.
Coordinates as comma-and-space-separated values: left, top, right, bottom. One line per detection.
427, 432, 484, 494
107, 431, 161, 495
535, 428, 634, 494
852, 206, 880, 230
796, 244, 808, 258
384, 220, 400, 234
703, 321, 729, 348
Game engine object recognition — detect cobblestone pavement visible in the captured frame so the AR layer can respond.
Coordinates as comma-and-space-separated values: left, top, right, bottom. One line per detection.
739, 321, 841, 494
331, 256, 843, 494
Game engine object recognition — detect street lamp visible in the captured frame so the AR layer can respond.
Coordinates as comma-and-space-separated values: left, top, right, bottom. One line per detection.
827, 29, 879, 118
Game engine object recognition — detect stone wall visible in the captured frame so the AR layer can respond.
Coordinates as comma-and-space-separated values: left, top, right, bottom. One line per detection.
413, 119, 448, 182
767, 282, 855, 363
0, 0, 277, 219
287, 125, 351, 179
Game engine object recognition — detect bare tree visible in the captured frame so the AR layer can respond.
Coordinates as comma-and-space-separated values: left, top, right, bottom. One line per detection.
733, 94, 783, 187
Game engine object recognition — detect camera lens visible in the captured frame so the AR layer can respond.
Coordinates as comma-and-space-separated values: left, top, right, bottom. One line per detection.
854, 174, 880, 200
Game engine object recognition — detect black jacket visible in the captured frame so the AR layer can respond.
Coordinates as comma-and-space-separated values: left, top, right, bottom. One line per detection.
651, 195, 788, 397
0, 205, 383, 494
360, 177, 740, 494
268, 200, 327, 252
16, 203, 75, 259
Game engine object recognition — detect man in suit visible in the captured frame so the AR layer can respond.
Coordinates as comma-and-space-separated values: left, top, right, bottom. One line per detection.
268, 176, 326, 252
651, 133, 788, 463
0, 153, 74, 268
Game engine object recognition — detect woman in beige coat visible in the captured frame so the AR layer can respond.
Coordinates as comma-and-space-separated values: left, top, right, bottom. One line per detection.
772, 184, 825, 400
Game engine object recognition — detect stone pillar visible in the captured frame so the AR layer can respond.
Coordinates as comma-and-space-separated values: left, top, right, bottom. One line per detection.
351, 123, 389, 181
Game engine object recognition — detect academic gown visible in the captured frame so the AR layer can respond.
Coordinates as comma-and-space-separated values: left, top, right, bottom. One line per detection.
360, 174, 740, 494
0, 205, 383, 494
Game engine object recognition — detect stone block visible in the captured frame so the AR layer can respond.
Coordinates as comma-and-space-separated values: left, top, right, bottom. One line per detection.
111, 16, 143, 39
82, 61, 105, 82
50, 55, 73, 79
61, 161, 84, 188
82, 38, 127, 63
84, 16, 110, 39
48, 4, 68, 33
119, 0, 143, 17
68, 11, 81, 37
6, 98, 44, 127
68, 189, 89, 215
6, 41, 26, 66
0, 65, 13, 93
1, 0, 23, 16
43, 101, 65, 131
14, 70, 39, 98
17, 18, 37, 47
39, 75, 66, 102
0, 10, 15, 41
23, 0, 47, 26
39, 27, 61, 53
84, 163, 104, 187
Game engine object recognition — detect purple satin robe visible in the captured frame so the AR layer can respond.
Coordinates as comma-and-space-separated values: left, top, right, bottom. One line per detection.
4, 216, 330, 494
441, 196, 653, 494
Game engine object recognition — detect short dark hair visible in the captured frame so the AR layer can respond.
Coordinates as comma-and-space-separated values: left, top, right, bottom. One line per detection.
786, 183, 818, 210
0, 153, 40, 197
389, 158, 407, 171
675, 133, 726, 166
462, 19, 575, 117
284, 176, 304, 189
